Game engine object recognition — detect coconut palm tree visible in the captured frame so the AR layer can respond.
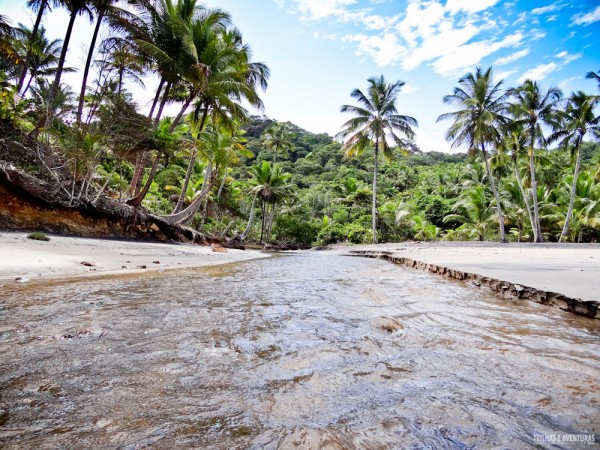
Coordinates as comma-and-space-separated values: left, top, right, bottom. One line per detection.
444, 185, 497, 241
14, 24, 69, 95
76, 0, 135, 123
171, 25, 269, 213
245, 161, 292, 242
586, 70, 600, 90
549, 91, 600, 242
262, 122, 294, 163
337, 75, 417, 244
508, 79, 562, 242
46, 0, 94, 121
437, 66, 508, 242
16, 0, 60, 92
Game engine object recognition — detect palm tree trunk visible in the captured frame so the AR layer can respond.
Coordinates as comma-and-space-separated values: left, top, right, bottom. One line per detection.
77, 9, 105, 124
17, 0, 46, 93
372, 140, 378, 244
216, 166, 228, 202
173, 106, 209, 213
513, 159, 535, 240
559, 136, 583, 243
528, 139, 543, 242
241, 194, 258, 240
22, 74, 35, 96
259, 201, 266, 243
161, 163, 214, 225
481, 144, 506, 243
154, 82, 171, 122
170, 95, 194, 131
148, 77, 164, 119
47, 9, 78, 122
126, 153, 161, 207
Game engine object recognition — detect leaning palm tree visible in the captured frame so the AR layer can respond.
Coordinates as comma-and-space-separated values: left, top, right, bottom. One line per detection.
508, 79, 562, 242
262, 122, 294, 163
14, 24, 66, 95
437, 66, 508, 242
548, 91, 600, 242
46, 0, 94, 121
171, 24, 269, 213
337, 75, 417, 244
16, 0, 60, 92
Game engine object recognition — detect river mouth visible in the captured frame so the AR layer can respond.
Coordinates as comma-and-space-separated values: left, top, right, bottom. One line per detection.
1, 252, 598, 448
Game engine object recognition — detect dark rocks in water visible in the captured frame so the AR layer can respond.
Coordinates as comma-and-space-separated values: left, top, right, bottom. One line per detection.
80, 261, 95, 267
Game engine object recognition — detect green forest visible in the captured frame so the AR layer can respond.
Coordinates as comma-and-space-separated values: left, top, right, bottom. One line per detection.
1, 0, 599, 248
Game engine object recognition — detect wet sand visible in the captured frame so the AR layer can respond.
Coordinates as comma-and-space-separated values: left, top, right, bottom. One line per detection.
0, 231, 270, 283
333, 242, 600, 304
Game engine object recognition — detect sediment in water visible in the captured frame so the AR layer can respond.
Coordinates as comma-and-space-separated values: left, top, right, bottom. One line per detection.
350, 250, 600, 320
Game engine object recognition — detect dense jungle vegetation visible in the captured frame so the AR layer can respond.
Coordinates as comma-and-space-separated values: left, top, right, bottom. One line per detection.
0, 0, 599, 247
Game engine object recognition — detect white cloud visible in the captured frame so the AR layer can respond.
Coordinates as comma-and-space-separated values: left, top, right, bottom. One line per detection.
572, 5, 600, 25
494, 48, 529, 66
432, 32, 523, 77
445, 0, 499, 14
495, 69, 517, 80
291, 0, 358, 20
343, 32, 404, 66
518, 62, 558, 83
531, 2, 566, 15
555, 51, 568, 58
401, 83, 419, 94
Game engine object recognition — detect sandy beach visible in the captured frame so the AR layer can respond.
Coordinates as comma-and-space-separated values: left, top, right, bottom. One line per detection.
334, 241, 600, 304
0, 231, 270, 284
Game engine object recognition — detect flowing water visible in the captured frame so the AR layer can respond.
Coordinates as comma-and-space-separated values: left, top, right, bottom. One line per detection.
0, 252, 598, 449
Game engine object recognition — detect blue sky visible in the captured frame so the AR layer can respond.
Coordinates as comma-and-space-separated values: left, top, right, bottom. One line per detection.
2, 0, 599, 152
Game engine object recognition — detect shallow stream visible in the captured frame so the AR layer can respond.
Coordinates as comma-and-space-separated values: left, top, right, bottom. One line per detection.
0, 252, 598, 448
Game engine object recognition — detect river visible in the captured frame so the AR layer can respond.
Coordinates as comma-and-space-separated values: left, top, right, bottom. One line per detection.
0, 252, 598, 449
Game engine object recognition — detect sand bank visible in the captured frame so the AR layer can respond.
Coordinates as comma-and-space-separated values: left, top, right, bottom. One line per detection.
0, 231, 269, 284
333, 242, 600, 318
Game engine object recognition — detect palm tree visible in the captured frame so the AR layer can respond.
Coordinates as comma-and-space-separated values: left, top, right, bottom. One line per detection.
444, 185, 497, 241
16, 0, 60, 92
586, 70, 600, 90
262, 122, 294, 163
437, 66, 508, 242
14, 24, 65, 95
0, 15, 20, 70
498, 123, 536, 239
76, 0, 134, 122
171, 24, 269, 213
549, 91, 600, 242
337, 75, 417, 244
46, 0, 94, 121
245, 161, 292, 242
508, 79, 562, 242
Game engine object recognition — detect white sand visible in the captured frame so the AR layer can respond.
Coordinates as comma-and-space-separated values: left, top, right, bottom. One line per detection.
0, 231, 269, 284
333, 242, 600, 302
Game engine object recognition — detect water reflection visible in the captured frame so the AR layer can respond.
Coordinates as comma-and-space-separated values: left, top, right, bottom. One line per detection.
0, 252, 598, 448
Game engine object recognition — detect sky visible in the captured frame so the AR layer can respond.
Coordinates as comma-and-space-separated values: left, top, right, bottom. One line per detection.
2, 0, 599, 152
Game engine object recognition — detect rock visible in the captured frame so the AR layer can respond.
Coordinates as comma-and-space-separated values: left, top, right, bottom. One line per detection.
223, 235, 245, 250
0, 402, 9, 425
152, 260, 160, 264
371, 317, 404, 333
80, 261, 95, 267
15, 276, 29, 282
211, 244, 227, 253
137, 265, 147, 269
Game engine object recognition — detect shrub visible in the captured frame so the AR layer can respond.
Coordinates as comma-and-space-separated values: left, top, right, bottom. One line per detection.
27, 231, 50, 241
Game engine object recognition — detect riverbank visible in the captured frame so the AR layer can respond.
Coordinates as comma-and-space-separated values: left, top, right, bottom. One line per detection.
0, 231, 269, 284
332, 242, 600, 318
